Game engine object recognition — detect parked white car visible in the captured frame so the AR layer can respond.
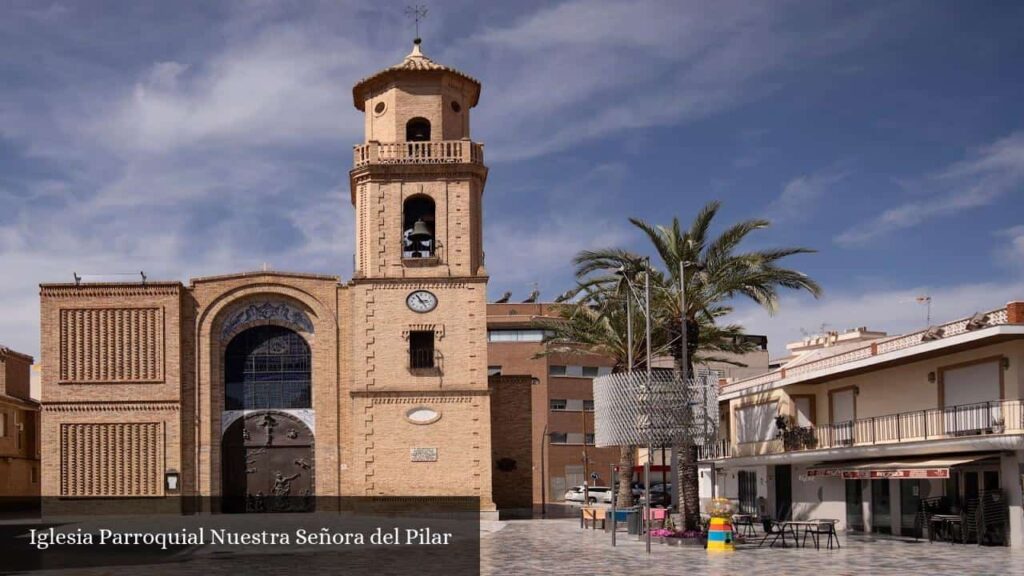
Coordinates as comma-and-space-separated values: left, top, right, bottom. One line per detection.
563, 485, 611, 504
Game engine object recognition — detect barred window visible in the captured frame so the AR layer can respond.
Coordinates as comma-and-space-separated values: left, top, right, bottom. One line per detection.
225, 326, 311, 410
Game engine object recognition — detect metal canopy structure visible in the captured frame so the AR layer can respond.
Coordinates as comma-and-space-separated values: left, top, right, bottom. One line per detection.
593, 369, 718, 448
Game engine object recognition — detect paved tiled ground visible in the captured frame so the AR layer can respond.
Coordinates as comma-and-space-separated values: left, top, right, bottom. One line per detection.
6, 516, 1024, 575
481, 519, 1024, 576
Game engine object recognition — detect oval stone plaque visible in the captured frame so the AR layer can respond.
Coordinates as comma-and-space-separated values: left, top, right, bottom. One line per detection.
405, 407, 441, 425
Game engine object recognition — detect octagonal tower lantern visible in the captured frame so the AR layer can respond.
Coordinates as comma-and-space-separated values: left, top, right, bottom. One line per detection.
353, 38, 481, 144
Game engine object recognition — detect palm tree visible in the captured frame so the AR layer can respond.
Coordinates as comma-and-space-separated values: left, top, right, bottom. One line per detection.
538, 289, 669, 507
573, 200, 822, 530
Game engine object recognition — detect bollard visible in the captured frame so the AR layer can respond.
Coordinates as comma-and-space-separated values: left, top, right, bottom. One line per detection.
706, 516, 735, 552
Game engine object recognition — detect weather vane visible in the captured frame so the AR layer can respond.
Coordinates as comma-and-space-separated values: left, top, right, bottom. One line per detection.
405, 4, 428, 40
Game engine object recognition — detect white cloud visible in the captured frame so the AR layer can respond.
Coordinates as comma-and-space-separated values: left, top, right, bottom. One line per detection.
836, 132, 1024, 245
484, 162, 633, 300
767, 170, 849, 222
461, 0, 886, 162
995, 225, 1024, 267
90, 29, 367, 155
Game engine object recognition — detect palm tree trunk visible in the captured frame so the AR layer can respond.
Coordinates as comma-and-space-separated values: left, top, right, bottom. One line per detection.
673, 319, 702, 531
680, 442, 700, 531
617, 445, 635, 506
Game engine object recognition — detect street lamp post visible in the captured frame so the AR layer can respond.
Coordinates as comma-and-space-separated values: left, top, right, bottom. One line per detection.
582, 408, 590, 506
616, 258, 654, 554
541, 424, 548, 519
643, 257, 653, 554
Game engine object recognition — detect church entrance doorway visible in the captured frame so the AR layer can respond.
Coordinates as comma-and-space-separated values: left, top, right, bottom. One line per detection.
221, 325, 314, 513
222, 411, 314, 512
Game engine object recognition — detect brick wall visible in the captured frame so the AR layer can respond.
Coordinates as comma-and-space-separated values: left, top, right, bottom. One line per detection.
489, 375, 533, 511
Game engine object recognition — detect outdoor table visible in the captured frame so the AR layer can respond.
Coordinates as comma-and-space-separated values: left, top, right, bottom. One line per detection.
775, 520, 822, 548
800, 519, 840, 549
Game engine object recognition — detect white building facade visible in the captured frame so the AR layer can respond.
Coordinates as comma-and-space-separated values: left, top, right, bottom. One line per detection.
701, 301, 1024, 546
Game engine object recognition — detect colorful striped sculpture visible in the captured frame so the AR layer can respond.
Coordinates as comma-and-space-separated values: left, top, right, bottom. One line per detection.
707, 517, 735, 551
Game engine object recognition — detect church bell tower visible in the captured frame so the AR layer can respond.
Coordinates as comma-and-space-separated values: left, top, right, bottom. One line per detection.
347, 38, 494, 513
350, 38, 486, 279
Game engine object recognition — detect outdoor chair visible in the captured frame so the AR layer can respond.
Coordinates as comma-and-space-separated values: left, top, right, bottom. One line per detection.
758, 518, 785, 548
732, 514, 756, 537
646, 507, 668, 530
802, 520, 841, 550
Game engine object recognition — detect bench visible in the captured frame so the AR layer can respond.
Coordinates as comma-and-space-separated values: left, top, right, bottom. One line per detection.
581, 507, 607, 530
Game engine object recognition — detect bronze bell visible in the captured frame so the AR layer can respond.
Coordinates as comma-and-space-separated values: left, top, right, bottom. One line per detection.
409, 219, 432, 241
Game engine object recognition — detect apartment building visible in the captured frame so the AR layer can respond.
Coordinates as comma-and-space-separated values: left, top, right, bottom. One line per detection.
703, 301, 1024, 547
0, 346, 39, 506
487, 303, 618, 510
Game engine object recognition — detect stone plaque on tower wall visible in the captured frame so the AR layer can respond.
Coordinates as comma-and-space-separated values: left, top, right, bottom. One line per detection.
411, 447, 438, 462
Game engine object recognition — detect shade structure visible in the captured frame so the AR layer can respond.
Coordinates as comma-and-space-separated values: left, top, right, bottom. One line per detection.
593, 369, 718, 448
805, 454, 999, 479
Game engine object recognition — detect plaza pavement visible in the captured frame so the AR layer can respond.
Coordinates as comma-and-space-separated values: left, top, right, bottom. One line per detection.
480, 518, 1024, 575
6, 516, 1024, 575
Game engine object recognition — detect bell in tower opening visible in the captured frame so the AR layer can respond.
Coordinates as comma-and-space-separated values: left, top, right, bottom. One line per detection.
403, 195, 436, 258
406, 117, 431, 142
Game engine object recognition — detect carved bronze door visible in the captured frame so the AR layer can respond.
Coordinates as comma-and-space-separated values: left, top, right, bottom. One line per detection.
222, 411, 314, 513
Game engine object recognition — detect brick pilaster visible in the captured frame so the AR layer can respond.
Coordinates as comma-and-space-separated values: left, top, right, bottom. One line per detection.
1008, 301, 1024, 324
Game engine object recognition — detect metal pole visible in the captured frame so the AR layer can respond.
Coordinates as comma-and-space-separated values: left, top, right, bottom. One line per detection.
644, 257, 653, 554
582, 409, 589, 506
624, 274, 634, 524
541, 424, 547, 519
611, 464, 617, 547
627, 287, 634, 371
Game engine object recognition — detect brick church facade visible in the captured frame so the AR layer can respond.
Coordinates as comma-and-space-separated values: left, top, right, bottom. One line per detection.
39, 40, 496, 516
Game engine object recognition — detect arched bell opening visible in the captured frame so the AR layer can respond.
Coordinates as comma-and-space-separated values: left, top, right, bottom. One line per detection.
403, 195, 436, 259
406, 117, 431, 142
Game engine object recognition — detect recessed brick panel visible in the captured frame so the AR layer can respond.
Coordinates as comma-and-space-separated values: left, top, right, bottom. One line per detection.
59, 308, 164, 383
60, 422, 162, 497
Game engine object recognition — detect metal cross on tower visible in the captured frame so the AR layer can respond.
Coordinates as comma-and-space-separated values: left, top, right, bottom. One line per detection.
405, 4, 428, 39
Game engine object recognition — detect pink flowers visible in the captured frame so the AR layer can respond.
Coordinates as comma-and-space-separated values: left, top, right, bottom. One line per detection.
651, 529, 702, 539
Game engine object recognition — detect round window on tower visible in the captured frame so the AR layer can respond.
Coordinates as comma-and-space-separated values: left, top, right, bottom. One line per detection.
374, 101, 386, 116
451, 100, 462, 113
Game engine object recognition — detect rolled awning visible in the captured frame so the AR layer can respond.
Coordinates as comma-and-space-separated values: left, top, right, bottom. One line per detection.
805, 454, 998, 480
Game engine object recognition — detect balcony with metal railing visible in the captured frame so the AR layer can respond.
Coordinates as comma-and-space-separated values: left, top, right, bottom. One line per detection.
720, 305, 1017, 397
700, 398, 1024, 461
353, 140, 484, 168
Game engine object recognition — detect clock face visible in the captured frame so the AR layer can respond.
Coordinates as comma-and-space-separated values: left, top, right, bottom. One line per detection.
406, 290, 438, 313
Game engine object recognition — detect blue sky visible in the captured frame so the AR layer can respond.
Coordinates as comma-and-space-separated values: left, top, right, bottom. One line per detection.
1, 0, 1023, 359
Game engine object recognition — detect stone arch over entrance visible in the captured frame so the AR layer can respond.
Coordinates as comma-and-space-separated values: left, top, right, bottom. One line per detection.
221, 410, 315, 513
192, 280, 339, 506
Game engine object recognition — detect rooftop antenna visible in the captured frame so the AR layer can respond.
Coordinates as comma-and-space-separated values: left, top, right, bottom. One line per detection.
73, 272, 81, 286
405, 4, 428, 41
916, 295, 932, 325
139, 271, 147, 285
